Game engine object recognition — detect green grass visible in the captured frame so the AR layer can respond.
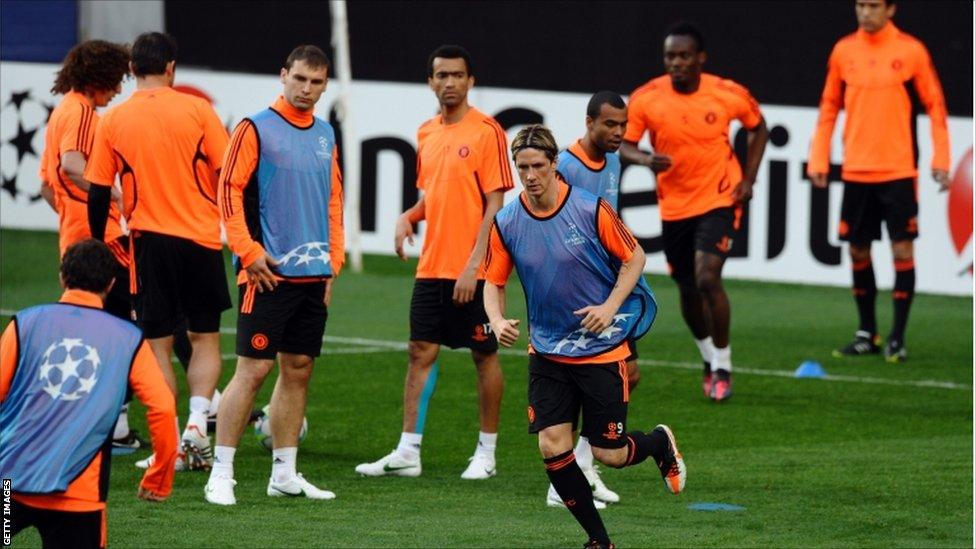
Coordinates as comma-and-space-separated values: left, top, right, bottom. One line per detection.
1, 228, 972, 548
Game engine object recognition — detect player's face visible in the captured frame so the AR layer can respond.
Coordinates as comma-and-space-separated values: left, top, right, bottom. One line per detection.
281, 59, 329, 112
92, 82, 122, 107
428, 57, 473, 108
663, 35, 705, 89
515, 148, 556, 198
856, 0, 895, 33
586, 103, 628, 153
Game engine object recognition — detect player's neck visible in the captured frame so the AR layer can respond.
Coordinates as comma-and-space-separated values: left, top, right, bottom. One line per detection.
579, 137, 606, 162
70, 89, 96, 107
671, 77, 700, 95
525, 180, 561, 213
136, 75, 172, 91
440, 102, 470, 125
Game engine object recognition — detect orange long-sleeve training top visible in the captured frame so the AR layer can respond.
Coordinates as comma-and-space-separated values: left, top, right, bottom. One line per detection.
808, 21, 950, 183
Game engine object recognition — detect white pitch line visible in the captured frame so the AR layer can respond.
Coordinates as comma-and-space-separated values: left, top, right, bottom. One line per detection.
3, 309, 969, 391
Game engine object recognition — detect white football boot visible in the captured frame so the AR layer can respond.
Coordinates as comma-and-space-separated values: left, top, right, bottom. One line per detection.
583, 466, 620, 504
136, 452, 186, 472
460, 453, 497, 480
355, 450, 421, 477
181, 424, 214, 471
204, 475, 237, 506
267, 473, 336, 499
546, 484, 606, 509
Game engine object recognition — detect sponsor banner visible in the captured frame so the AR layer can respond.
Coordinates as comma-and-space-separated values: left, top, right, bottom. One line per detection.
2, 62, 972, 295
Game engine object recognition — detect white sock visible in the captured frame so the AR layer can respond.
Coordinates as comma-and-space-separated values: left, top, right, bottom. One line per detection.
209, 389, 221, 416
574, 436, 594, 471
113, 404, 130, 439
272, 447, 298, 484
695, 336, 715, 366
212, 445, 236, 478
188, 396, 211, 435
396, 432, 423, 461
713, 345, 732, 372
475, 431, 497, 459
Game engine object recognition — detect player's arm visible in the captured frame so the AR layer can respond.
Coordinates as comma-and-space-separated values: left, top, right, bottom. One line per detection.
326, 149, 345, 306
84, 120, 118, 241
128, 341, 178, 502
201, 102, 231, 189
395, 195, 425, 261
913, 46, 951, 190
218, 120, 279, 292
455, 190, 505, 305
620, 100, 671, 174
735, 111, 769, 203
0, 320, 18, 403
808, 47, 844, 188
482, 223, 519, 347
38, 180, 57, 212
575, 201, 646, 334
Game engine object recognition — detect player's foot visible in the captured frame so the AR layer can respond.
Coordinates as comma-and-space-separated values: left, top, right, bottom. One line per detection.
112, 430, 147, 451
884, 339, 907, 363
710, 370, 732, 402
355, 450, 421, 477
652, 424, 686, 494
546, 484, 606, 509
583, 539, 615, 549
832, 330, 881, 357
583, 465, 619, 503
460, 453, 496, 480
204, 475, 237, 506
702, 371, 713, 397
267, 473, 336, 499
136, 452, 186, 472
181, 424, 213, 471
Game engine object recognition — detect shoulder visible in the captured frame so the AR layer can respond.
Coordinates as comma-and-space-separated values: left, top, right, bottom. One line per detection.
416, 116, 440, 140
831, 32, 858, 56
470, 108, 506, 138
629, 76, 667, 104
711, 75, 753, 96
894, 29, 929, 57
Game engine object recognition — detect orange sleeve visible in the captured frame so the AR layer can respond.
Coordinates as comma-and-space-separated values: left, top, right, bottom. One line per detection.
483, 222, 514, 286
623, 93, 648, 143
808, 46, 843, 175
83, 115, 118, 187
218, 120, 265, 268
128, 342, 177, 498
0, 320, 18, 403
201, 102, 230, 171
58, 104, 97, 156
597, 199, 638, 263
725, 80, 762, 130
913, 45, 950, 172
329, 147, 345, 276
478, 119, 515, 193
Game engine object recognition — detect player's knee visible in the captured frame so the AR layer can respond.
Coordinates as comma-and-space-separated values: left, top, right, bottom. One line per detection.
695, 271, 721, 295
676, 277, 698, 297
848, 244, 872, 263
592, 446, 627, 468
537, 428, 572, 458
891, 240, 914, 261
281, 355, 315, 381
235, 359, 273, 391
408, 340, 437, 367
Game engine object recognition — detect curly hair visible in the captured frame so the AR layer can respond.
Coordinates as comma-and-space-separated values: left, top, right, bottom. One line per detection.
52, 40, 130, 95
60, 239, 117, 293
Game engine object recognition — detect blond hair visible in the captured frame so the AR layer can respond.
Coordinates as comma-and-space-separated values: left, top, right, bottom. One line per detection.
510, 124, 559, 161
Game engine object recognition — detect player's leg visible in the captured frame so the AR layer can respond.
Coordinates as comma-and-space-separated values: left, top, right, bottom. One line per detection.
881, 178, 920, 362
102, 261, 146, 451
692, 207, 735, 401
835, 182, 883, 356
14, 502, 104, 549
460, 280, 503, 479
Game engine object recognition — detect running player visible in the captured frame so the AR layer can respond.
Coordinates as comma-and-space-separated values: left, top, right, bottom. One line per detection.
620, 22, 769, 402
484, 125, 684, 549
86, 32, 230, 469
807, 0, 950, 361
551, 90, 638, 505
1, 239, 177, 549
355, 45, 513, 480
204, 45, 344, 505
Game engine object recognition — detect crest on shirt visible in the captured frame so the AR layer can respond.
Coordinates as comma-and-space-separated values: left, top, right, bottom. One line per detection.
458, 145, 470, 158
891, 59, 903, 71
705, 112, 717, 124
564, 223, 586, 247
316, 136, 331, 160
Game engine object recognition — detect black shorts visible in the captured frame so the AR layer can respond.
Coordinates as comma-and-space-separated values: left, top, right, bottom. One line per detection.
527, 354, 630, 449
662, 206, 739, 285
409, 279, 498, 352
10, 498, 104, 549
104, 262, 134, 322
840, 179, 919, 244
132, 231, 231, 338
237, 281, 328, 359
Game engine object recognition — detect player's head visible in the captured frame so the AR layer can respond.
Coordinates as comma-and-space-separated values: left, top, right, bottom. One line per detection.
131, 32, 178, 85
585, 91, 627, 154
281, 45, 330, 112
511, 124, 559, 198
60, 239, 117, 297
51, 40, 129, 107
856, 0, 896, 33
427, 44, 474, 109
663, 22, 706, 91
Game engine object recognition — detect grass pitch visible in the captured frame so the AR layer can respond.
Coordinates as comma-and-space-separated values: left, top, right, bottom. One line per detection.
1, 228, 972, 548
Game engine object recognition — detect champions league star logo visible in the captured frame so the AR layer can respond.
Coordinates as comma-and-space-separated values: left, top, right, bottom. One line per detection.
316, 136, 332, 160
278, 241, 332, 268
552, 313, 634, 353
37, 337, 101, 402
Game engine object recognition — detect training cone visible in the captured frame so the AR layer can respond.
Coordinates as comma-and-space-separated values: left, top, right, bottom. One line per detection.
795, 360, 826, 378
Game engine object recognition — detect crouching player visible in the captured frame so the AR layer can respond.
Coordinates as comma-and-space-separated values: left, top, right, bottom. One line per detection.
483, 125, 685, 549
1, 239, 178, 548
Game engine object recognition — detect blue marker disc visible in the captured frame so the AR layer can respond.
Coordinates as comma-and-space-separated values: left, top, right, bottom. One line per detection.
688, 502, 746, 512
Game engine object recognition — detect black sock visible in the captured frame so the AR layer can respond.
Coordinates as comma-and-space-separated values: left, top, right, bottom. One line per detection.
545, 450, 609, 545
623, 429, 669, 468
890, 260, 915, 343
851, 259, 877, 335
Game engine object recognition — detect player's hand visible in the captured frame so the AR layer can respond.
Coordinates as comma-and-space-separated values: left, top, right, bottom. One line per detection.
394, 213, 415, 261
137, 487, 167, 502
111, 186, 124, 211
647, 153, 672, 173
453, 267, 477, 306
324, 277, 334, 307
732, 179, 754, 203
574, 303, 617, 335
933, 169, 950, 192
246, 253, 279, 293
809, 172, 829, 189
490, 318, 520, 347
